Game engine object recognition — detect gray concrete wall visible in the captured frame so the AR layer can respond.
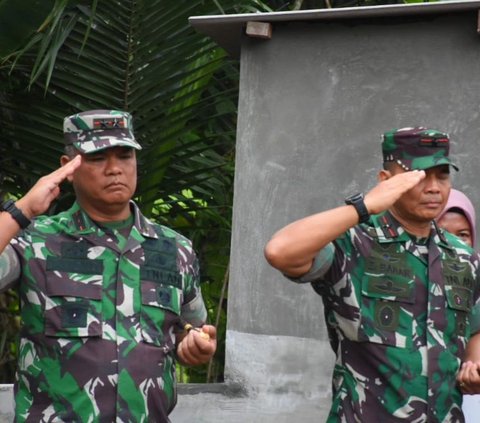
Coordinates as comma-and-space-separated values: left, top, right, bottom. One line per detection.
4, 7, 480, 423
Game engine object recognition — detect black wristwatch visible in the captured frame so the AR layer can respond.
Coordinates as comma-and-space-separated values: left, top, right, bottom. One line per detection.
1, 199, 31, 229
345, 193, 370, 224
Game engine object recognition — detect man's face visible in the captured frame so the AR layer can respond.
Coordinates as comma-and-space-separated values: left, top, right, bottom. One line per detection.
65, 146, 137, 214
390, 164, 451, 224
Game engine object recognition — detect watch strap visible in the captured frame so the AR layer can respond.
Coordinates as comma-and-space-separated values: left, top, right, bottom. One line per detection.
345, 193, 370, 224
1, 199, 31, 229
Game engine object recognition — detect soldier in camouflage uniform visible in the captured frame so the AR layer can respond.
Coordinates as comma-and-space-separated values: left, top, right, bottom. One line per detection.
264, 127, 480, 422
0, 110, 217, 422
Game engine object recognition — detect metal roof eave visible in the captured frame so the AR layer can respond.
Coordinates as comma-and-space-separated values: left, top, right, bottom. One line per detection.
189, 1, 480, 57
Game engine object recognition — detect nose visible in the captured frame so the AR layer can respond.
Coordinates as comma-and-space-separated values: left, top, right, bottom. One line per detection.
424, 174, 441, 193
105, 155, 122, 175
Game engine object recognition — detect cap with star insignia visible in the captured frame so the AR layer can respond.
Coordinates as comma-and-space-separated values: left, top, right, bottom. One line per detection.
63, 109, 142, 153
382, 126, 458, 171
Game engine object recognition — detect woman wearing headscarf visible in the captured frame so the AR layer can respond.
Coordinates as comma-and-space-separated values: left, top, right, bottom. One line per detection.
437, 188, 476, 248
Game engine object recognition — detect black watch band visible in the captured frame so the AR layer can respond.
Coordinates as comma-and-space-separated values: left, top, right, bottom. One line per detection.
345, 193, 370, 224
1, 199, 31, 229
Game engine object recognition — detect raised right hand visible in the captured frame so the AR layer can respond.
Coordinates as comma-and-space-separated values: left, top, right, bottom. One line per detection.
15, 155, 82, 218
364, 169, 425, 215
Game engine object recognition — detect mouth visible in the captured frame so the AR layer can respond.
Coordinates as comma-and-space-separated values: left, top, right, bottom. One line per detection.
105, 182, 126, 189
422, 200, 442, 208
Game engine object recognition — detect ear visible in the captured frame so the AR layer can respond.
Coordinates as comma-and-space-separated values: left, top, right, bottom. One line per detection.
60, 155, 70, 166
378, 169, 391, 182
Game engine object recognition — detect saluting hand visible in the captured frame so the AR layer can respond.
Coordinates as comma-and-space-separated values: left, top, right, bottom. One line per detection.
364, 170, 426, 215
16, 155, 82, 219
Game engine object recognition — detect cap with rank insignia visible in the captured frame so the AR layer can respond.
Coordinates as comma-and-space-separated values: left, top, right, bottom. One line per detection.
382, 126, 458, 172
63, 109, 142, 153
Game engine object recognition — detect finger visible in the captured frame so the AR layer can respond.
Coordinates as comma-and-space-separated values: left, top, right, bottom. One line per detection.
47, 186, 61, 201
201, 325, 217, 340
183, 331, 206, 356
177, 338, 198, 365
187, 330, 213, 355
179, 335, 210, 365
42, 156, 81, 189
461, 362, 474, 383
50, 155, 82, 184
187, 331, 215, 360
466, 362, 478, 382
458, 362, 469, 379
392, 170, 425, 189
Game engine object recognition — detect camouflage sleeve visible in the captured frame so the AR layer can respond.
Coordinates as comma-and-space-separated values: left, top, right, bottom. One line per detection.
181, 292, 207, 327
177, 236, 207, 326
310, 228, 355, 293
0, 244, 21, 292
285, 242, 335, 283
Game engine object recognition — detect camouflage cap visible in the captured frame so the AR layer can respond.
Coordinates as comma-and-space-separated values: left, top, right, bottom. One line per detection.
382, 126, 458, 171
63, 109, 142, 154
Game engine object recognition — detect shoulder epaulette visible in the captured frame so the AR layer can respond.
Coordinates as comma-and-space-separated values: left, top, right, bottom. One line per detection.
379, 214, 398, 239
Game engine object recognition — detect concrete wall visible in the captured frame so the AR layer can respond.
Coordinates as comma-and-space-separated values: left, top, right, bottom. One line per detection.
3, 7, 480, 423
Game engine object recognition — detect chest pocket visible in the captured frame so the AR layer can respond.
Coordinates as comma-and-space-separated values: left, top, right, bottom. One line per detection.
442, 253, 474, 337
359, 243, 415, 348
44, 241, 103, 338
140, 236, 183, 347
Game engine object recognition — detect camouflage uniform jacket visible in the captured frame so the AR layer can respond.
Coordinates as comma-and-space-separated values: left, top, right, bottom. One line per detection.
8, 201, 207, 423
305, 211, 480, 423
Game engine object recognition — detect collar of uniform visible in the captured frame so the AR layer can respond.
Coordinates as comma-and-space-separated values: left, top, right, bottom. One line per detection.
131, 202, 158, 239
370, 211, 455, 251
67, 202, 97, 235
369, 211, 408, 243
66, 201, 158, 239
432, 219, 456, 251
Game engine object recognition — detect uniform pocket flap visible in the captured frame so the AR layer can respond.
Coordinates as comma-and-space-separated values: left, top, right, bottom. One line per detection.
46, 273, 102, 300
45, 300, 102, 337
445, 285, 472, 312
141, 282, 181, 315
47, 257, 103, 274
362, 276, 415, 303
